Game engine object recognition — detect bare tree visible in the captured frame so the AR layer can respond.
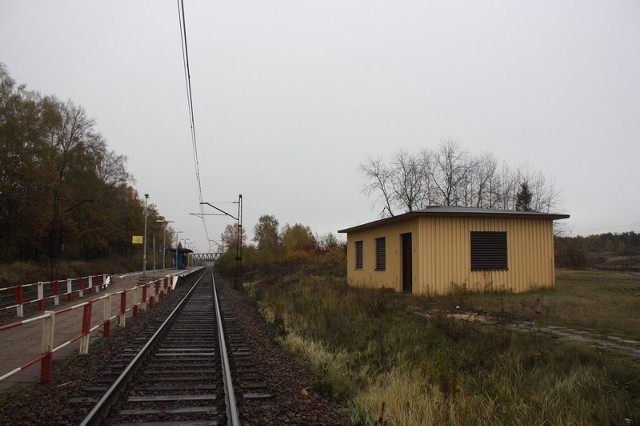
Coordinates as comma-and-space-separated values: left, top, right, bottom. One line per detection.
360, 141, 560, 215
359, 157, 396, 216
418, 148, 435, 206
51, 100, 97, 182
390, 149, 426, 212
521, 168, 559, 213
472, 152, 498, 208
429, 140, 474, 206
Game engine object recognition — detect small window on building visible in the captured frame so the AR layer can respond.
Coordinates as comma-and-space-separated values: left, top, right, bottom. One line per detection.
355, 240, 363, 269
471, 231, 508, 271
375, 237, 386, 271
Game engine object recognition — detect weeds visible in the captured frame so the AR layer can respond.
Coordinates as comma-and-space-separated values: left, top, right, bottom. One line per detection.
242, 260, 640, 425
279, 332, 362, 399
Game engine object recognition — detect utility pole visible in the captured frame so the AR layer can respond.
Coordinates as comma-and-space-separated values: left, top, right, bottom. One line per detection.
152, 233, 156, 272
156, 220, 173, 270
235, 194, 243, 286
199, 196, 243, 285
143, 193, 149, 277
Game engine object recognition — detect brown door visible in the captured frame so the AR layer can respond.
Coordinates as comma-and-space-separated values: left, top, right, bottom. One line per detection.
401, 233, 412, 293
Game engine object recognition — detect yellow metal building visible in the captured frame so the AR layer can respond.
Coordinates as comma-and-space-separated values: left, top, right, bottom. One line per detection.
338, 207, 570, 295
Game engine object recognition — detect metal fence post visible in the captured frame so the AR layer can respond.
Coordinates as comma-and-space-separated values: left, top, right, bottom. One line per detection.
157, 280, 164, 301
67, 278, 73, 301
133, 287, 139, 317
53, 280, 60, 306
142, 284, 148, 311
79, 302, 92, 354
40, 311, 55, 383
148, 283, 155, 309
119, 290, 127, 327
172, 275, 178, 290
103, 295, 111, 337
37, 282, 44, 311
15, 285, 24, 318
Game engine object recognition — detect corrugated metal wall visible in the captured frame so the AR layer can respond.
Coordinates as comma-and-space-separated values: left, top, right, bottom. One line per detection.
345, 216, 556, 295
417, 216, 555, 295
346, 219, 417, 291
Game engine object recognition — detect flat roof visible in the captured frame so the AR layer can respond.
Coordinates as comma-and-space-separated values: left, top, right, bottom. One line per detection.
166, 247, 194, 254
338, 206, 570, 233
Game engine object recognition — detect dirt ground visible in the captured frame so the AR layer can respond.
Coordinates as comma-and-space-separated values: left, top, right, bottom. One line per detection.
418, 309, 640, 360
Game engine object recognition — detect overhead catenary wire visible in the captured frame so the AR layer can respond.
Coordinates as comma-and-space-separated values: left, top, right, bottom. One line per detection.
177, 0, 210, 250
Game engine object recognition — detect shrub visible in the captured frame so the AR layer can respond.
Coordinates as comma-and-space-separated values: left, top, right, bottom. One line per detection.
0, 262, 42, 287
244, 257, 640, 425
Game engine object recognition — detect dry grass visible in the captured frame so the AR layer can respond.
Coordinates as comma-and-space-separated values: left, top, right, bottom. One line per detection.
437, 269, 640, 339
245, 265, 640, 425
0, 258, 141, 288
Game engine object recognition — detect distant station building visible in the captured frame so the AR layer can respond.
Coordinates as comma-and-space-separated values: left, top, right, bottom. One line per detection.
338, 206, 570, 295
166, 247, 193, 269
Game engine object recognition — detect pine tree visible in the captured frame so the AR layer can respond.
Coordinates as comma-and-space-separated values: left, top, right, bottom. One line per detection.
515, 181, 533, 211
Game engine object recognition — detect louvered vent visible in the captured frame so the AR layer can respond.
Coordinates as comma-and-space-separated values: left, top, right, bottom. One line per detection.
375, 237, 386, 271
355, 240, 363, 269
470, 231, 508, 271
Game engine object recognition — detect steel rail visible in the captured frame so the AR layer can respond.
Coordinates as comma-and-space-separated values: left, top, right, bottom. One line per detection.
79, 268, 208, 426
211, 269, 241, 426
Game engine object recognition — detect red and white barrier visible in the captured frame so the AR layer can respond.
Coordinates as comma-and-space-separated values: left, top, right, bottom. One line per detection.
0, 274, 175, 384
0, 274, 111, 318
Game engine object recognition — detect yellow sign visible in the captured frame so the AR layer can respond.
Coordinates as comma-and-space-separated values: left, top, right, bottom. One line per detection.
132, 236, 144, 244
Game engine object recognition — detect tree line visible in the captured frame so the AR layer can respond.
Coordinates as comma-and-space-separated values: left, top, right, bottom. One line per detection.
216, 214, 344, 276
360, 140, 559, 216
555, 231, 640, 270
0, 64, 172, 275
219, 215, 341, 254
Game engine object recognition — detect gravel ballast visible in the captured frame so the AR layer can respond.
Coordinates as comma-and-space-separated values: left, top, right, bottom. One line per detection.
0, 272, 348, 425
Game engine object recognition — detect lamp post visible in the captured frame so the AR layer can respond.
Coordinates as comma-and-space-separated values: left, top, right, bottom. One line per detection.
143, 193, 149, 277
175, 230, 183, 269
156, 220, 173, 270
152, 233, 156, 272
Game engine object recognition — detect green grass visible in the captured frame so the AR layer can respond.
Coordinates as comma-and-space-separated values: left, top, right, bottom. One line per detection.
244, 265, 640, 425
438, 269, 640, 340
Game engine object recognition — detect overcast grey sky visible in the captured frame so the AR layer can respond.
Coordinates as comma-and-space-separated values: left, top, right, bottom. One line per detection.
2, 1, 639, 252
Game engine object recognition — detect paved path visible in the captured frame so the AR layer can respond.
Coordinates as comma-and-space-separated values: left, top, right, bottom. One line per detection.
0, 269, 185, 393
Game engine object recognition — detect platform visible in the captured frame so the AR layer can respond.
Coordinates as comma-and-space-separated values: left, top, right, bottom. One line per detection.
0, 269, 186, 393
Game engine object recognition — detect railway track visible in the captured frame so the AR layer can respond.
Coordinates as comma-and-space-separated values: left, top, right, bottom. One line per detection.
1, 267, 348, 425
78, 268, 242, 425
